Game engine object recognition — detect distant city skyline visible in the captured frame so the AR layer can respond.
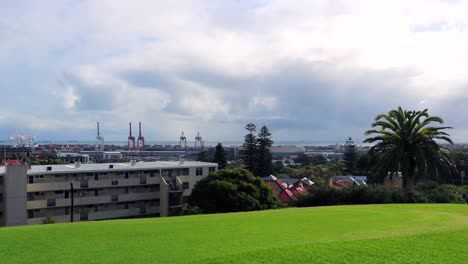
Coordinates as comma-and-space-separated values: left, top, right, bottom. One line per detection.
2, 1, 468, 142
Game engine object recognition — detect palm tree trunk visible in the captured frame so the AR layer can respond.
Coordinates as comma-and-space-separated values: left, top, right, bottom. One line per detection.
403, 176, 416, 203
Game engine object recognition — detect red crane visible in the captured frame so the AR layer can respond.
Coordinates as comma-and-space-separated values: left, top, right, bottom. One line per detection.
127, 122, 135, 149
137, 122, 145, 150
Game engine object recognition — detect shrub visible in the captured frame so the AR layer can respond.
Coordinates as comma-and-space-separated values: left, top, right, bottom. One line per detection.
43, 217, 55, 224
294, 183, 466, 207
416, 182, 464, 203
295, 186, 408, 207
189, 168, 279, 213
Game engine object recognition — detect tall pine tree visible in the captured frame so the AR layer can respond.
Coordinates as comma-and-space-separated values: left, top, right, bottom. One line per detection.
343, 137, 358, 175
214, 143, 227, 169
256, 126, 273, 177
242, 123, 257, 173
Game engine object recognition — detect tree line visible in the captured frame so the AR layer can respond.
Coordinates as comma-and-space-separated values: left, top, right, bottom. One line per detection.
189, 106, 463, 215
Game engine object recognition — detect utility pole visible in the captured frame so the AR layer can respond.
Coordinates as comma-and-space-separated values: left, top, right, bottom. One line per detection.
70, 182, 74, 222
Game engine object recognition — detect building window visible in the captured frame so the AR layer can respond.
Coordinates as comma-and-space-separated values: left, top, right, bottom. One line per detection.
196, 167, 203, 176
209, 167, 216, 172
47, 199, 56, 207
80, 213, 88, 221
111, 194, 119, 202
140, 176, 147, 184
162, 169, 176, 176
176, 168, 189, 176
112, 180, 119, 185
28, 210, 34, 219
80, 180, 88, 188
151, 184, 160, 192
183, 182, 189, 190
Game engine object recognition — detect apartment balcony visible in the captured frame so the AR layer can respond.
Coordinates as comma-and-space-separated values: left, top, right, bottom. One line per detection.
118, 192, 160, 202
26, 177, 162, 192
26, 205, 161, 224
88, 177, 161, 188
88, 206, 161, 221
27, 181, 81, 192
88, 208, 140, 220
26, 192, 161, 209
27, 214, 80, 225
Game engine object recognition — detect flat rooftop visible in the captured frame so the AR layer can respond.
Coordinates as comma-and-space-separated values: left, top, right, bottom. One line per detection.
0, 161, 218, 175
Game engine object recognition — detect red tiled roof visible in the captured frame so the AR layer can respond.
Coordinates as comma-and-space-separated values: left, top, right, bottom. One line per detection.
2, 159, 22, 165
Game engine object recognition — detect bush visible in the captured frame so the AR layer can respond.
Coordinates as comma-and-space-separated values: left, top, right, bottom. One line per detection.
294, 183, 466, 207
43, 217, 55, 224
295, 186, 411, 207
416, 182, 464, 203
189, 168, 279, 213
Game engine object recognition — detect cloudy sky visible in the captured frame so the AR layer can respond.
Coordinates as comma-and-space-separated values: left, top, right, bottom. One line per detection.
1, 0, 468, 143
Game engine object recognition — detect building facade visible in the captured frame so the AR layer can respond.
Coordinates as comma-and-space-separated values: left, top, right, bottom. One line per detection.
0, 160, 217, 226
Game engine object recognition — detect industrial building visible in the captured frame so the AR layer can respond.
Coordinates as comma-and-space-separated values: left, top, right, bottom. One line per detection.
0, 160, 217, 226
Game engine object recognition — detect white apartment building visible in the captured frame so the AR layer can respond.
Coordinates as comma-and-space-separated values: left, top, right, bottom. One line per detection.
0, 160, 217, 226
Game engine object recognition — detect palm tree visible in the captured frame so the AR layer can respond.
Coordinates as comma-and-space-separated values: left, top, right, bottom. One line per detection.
364, 107, 456, 202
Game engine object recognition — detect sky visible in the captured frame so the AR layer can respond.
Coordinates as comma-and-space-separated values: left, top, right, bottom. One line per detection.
1, 0, 468, 143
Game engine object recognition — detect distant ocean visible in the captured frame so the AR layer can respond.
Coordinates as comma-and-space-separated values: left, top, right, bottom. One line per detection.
0, 140, 350, 147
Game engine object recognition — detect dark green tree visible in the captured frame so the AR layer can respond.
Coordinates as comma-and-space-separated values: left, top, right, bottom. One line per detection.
310, 155, 327, 166
272, 160, 285, 175
197, 151, 211, 162
256, 125, 274, 177
188, 168, 279, 213
343, 137, 358, 175
364, 107, 456, 202
214, 143, 227, 169
242, 123, 257, 173
294, 152, 312, 166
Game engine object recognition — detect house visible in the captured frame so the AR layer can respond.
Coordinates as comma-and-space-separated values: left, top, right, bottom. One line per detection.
262, 175, 314, 203
329, 176, 367, 189
1, 159, 22, 166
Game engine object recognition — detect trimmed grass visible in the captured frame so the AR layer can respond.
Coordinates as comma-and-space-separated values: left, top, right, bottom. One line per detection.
0, 204, 467, 263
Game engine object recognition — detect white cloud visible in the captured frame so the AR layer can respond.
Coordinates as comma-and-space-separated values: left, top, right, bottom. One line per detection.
56, 86, 80, 110
1, 0, 468, 142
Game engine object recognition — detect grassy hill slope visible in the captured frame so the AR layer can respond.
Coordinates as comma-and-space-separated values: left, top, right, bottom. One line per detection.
0, 204, 466, 263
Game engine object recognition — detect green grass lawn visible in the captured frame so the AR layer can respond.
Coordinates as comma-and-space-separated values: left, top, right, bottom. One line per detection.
0, 204, 467, 263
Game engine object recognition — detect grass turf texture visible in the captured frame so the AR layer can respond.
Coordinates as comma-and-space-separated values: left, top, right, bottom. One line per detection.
0, 204, 466, 263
